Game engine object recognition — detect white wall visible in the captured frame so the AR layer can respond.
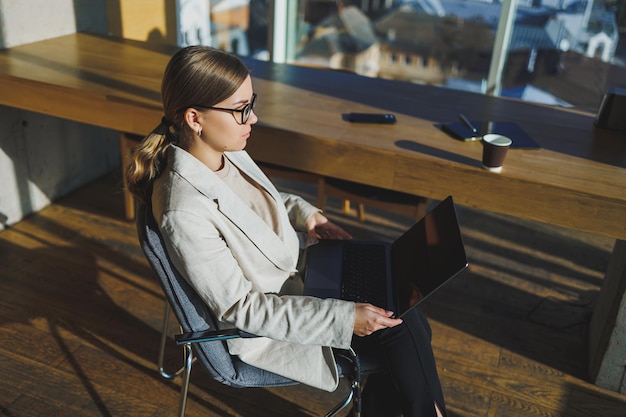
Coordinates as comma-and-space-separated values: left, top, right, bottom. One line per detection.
0, 107, 119, 228
0, 0, 118, 229
0, 0, 75, 48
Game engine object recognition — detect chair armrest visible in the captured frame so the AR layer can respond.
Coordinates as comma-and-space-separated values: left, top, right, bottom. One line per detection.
175, 328, 257, 345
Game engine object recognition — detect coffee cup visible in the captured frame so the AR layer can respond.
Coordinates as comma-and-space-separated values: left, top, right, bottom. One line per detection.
482, 134, 512, 172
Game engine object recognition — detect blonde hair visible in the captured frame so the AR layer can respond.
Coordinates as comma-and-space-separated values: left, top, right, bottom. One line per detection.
126, 46, 250, 203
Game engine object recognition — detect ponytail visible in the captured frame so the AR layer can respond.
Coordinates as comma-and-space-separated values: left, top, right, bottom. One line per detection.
126, 120, 173, 203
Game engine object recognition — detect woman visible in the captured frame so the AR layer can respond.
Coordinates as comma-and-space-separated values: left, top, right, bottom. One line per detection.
127, 46, 446, 417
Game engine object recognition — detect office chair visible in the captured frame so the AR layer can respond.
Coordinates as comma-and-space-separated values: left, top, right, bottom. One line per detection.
136, 202, 381, 417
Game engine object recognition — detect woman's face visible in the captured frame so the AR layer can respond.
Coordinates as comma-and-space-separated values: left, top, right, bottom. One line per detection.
194, 75, 258, 155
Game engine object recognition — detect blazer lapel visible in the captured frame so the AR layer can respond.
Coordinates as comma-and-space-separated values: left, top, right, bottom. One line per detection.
169, 147, 298, 272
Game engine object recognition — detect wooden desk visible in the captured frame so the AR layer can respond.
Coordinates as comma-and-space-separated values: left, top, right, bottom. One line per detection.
1, 33, 625, 391
244, 65, 626, 242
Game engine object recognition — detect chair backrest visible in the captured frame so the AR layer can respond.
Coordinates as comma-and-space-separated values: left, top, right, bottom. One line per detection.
136, 202, 296, 388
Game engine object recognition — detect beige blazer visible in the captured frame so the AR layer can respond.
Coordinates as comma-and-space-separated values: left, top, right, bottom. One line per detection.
152, 146, 355, 391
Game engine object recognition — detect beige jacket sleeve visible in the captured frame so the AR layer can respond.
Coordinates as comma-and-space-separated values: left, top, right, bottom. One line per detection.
158, 206, 354, 348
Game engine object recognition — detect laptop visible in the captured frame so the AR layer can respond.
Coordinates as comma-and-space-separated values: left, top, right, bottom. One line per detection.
303, 196, 468, 317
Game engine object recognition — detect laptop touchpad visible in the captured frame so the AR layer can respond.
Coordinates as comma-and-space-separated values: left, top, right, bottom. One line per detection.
303, 240, 343, 298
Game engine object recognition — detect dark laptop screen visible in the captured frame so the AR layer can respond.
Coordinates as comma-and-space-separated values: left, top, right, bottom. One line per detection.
391, 196, 468, 315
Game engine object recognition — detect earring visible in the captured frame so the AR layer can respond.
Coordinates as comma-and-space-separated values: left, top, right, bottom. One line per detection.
197, 128, 202, 136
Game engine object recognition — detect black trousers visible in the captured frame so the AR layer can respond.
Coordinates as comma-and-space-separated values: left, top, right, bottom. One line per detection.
349, 309, 445, 417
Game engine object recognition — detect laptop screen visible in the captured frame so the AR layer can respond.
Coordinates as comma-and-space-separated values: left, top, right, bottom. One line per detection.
391, 196, 468, 316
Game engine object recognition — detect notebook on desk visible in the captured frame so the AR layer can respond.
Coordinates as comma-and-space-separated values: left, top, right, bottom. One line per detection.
440, 120, 541, 149
303, 196, 468, 317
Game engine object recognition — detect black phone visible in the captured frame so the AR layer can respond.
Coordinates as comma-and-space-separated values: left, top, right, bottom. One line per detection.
342, 112, 397, 124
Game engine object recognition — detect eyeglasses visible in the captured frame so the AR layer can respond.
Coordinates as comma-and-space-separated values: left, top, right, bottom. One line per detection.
189, 93, 257, 125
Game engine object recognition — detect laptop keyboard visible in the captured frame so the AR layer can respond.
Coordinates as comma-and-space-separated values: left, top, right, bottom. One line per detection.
341, 242, 388, 308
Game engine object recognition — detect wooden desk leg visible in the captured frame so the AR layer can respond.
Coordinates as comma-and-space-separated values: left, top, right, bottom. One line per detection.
588, 238, 626, 394
316, 178, 327, 210
317, 178, 362, 220
119, 133, 142, 221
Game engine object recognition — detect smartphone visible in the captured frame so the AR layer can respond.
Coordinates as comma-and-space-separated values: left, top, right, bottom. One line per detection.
342, 112, 397, 124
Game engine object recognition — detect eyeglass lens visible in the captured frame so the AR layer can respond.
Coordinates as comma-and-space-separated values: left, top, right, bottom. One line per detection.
242, 94, 256, 124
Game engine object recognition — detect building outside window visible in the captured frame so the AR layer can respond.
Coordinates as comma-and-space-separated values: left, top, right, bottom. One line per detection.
221, 0, 626, 113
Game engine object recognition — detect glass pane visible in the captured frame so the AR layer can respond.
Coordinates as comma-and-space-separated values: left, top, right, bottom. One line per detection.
290, 0, 626, 111
502, 0, 626, 112
294, 1, 494, 86
210, 0, 271, 60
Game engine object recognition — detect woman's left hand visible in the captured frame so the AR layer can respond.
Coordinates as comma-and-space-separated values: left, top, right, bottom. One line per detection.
306, 212, 352, 243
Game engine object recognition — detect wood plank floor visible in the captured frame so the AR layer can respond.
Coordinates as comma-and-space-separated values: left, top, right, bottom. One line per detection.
1, 171, 625, 417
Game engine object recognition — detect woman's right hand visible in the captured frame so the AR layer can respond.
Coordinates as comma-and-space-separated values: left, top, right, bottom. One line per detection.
353, 303, 403, 337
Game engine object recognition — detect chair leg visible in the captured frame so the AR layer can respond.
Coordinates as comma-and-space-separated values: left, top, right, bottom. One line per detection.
158, 303, 186, 380
158, 302, 194, 417
177, 344, 194, 417
325, 387, 354, 417
349, 346, 362, 417
326, 347, 362, 417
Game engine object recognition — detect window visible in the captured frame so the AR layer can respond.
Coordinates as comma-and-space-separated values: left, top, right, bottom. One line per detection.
243, 0, 626, 113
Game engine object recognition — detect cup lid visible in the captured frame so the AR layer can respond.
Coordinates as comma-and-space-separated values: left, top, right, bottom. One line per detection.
482, 134, 512, 146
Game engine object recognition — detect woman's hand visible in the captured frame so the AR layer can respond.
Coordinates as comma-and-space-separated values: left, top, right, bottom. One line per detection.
353, 303, 402, 337
306, 211, 352, 243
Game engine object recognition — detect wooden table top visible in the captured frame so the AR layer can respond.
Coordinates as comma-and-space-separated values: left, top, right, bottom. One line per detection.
1, 33, 625, 239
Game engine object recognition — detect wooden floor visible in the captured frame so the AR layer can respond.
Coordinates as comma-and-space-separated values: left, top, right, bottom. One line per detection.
1, 171, 625, 417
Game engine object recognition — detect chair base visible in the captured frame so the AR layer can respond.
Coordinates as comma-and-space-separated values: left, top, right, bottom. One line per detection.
158, 302, 360, 417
